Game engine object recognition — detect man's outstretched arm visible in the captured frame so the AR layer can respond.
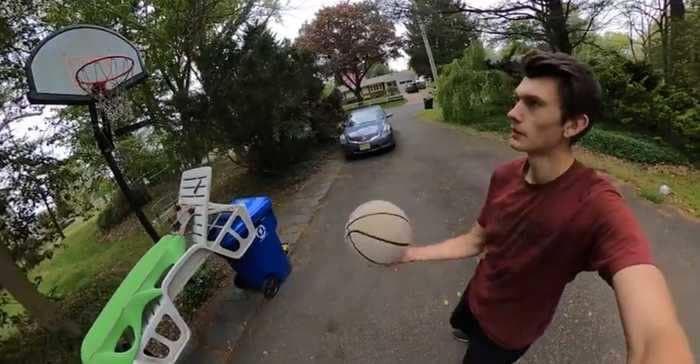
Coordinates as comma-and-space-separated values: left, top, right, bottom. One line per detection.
401, 222, 487, 263
613, 265, 694, 364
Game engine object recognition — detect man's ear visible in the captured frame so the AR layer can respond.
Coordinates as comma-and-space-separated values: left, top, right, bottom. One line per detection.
563, 114, 590, 139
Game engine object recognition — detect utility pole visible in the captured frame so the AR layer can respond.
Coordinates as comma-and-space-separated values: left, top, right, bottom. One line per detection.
417, 17, 439, 84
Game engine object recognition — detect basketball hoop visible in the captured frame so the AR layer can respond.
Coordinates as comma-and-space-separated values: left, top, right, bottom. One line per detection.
75, 55, 135, 122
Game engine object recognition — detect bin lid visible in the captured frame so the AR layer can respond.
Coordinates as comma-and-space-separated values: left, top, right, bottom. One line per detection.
228, 196, 272, 237
209, 196, 273, 248
230, 196, 272, 221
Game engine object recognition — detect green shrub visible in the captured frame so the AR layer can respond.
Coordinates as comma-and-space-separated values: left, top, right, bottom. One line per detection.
437, 42, 513, 124
117, 136, 180, 186
175, 264, 227, 321
580, 129, 688, 164
97, 184, 151, 231
199, 24, 329, 175
587, 50, 700, 162
310, 89, 346, 142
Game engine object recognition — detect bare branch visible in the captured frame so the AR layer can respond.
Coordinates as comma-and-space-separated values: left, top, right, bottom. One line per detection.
451, 2, 539, 16
570, 14, 598, 50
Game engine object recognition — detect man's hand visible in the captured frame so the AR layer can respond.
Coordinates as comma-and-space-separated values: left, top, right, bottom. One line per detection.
400, 222, 486, 263
172, 204, 195, 235
613, 265, 694, 364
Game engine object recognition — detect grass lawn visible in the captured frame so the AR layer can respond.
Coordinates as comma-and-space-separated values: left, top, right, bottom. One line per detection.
419, 108, 443, 123
0, 299, 22, 339
343, 95, 406, 111
419, 108, 700, 218
1, 214, 147, 339
31, 215, 154, 296
575, 150, 700, 216
1, 149, 333, 342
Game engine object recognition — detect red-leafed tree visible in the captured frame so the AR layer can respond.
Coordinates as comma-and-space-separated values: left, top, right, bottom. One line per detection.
296, 1, 402, 101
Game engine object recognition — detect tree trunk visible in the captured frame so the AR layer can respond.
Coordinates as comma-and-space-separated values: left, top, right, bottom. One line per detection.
662, 20, 670, 83
669, 0, 686, 84
40, 193, 65, 239
546, 0, 572, 54
670, 0, 685, 20
353, 87, 363, 102
0, 243, 81, 337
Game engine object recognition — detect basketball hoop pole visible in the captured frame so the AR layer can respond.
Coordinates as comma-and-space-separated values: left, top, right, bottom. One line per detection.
88, 103, 160, 243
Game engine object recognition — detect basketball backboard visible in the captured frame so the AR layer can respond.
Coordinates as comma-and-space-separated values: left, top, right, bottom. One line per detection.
26, 25, 147, 105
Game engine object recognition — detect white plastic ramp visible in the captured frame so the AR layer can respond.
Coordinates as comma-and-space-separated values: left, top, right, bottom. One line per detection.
177, 167, 256, 259
178, 167, 212, 246
134, 166, 257, 363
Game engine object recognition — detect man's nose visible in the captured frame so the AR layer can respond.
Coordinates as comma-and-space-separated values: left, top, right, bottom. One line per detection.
507, 102, 522, 124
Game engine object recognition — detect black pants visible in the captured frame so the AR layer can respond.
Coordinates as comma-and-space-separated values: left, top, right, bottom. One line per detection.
450, 293, 529, 364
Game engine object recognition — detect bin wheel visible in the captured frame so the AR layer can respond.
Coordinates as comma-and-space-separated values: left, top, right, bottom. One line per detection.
234, 275, 248, 289
281, 242, 289, 255
263, 276, 280, 299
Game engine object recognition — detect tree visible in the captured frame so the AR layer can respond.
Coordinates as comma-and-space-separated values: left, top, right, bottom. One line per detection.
45, 0, 282, 166
38, 0, 283, 241
683, 1, 700, 90
669, 0, 686, 84
296, 1, 402, 101
384, 0, 613, 54
405, 0, 477, 77
0, 129, 80, 337
0, 0, 81, 337
436, 41, 513, 123
366, 63, 393, 78
575, 31, 636, 60
462, 0, 616, 54
0, 0, 45, 128
199, 23, 343, 173
623, 0, 687, 83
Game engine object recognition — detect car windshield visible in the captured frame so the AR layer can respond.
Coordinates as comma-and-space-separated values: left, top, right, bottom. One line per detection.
349, 108, 383, 126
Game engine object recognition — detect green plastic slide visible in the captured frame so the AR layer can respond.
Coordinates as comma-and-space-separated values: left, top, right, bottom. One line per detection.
81, 234, 186, 364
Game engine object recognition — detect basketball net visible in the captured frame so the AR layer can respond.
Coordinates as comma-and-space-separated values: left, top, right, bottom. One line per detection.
94, 88, 134, 124
75, 55, 135, 123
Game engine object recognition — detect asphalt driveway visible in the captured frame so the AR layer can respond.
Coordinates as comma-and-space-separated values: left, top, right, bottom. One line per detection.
227, 100, 700, 363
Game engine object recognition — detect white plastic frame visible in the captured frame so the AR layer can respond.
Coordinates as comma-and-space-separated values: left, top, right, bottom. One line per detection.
134, 166, 256, 363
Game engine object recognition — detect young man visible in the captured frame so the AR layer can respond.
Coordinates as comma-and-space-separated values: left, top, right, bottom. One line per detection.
399, 50, 694, 364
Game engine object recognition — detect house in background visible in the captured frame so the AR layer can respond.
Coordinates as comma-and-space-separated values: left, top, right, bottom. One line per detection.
337, 70, 418, 103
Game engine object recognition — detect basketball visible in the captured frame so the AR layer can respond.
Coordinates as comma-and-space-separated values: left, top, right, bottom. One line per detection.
345, 200, 413, 265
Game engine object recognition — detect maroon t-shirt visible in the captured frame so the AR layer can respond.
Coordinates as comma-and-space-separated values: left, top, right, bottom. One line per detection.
468, 158, 654, 350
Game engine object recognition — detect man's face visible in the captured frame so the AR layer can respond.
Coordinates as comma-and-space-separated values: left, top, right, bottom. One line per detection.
507, 76, 568, 154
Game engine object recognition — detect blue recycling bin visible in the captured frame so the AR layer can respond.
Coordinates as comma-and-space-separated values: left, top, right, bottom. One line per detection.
208, 196, 291, 299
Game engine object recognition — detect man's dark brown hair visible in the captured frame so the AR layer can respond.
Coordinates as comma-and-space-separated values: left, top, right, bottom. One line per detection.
521, 50, 602, 143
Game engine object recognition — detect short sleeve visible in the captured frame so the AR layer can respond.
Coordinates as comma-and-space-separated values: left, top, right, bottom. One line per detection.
588, 189, 654, 283
477, 171, 498, 228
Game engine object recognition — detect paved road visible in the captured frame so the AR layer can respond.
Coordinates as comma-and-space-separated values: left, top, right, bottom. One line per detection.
229, 100, 700, 363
